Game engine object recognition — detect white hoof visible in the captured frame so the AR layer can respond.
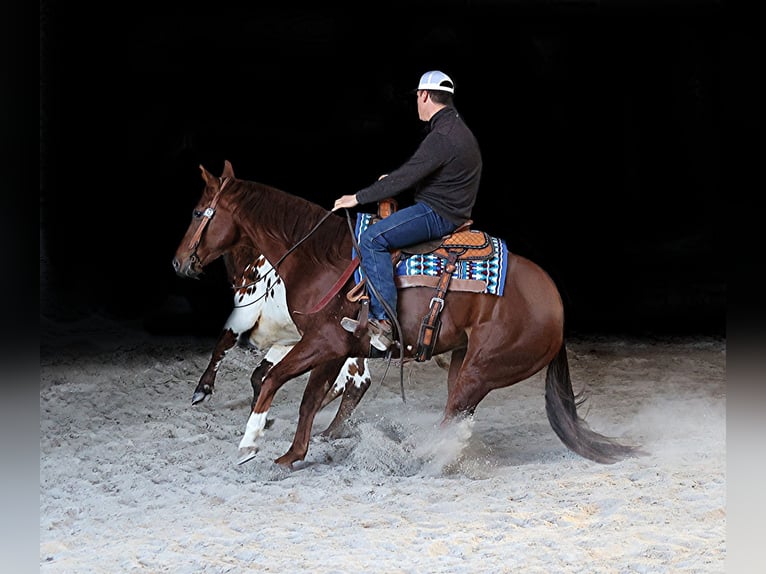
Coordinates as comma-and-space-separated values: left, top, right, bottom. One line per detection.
237, 447, 259, 465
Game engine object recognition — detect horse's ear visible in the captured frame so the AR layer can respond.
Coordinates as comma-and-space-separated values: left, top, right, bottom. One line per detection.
223, 159, 235, 179
199, 164, 214, 184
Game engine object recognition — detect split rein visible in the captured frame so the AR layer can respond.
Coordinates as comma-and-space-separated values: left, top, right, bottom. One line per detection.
194, 182, 405, 401
189, 175, 334, 307
242, 204, 406, 403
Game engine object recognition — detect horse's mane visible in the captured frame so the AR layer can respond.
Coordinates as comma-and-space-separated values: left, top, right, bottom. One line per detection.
227, 179, 350, 266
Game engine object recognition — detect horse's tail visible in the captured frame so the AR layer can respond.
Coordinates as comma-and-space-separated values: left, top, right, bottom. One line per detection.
544, 341, 643, 464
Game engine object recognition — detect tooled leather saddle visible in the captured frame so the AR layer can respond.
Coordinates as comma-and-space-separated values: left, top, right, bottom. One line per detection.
350, 198, 497, 361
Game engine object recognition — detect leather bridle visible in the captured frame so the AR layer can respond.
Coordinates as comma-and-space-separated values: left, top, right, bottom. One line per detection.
188, 176, 231, 255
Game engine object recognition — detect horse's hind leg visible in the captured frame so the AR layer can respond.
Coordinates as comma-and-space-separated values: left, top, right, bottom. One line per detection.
249, 345, 291, 408
319, 381, 371, 438
442, 338, 548, 422
249, 358, 272, 408
441, 310, 566, 436
438, 346, 490, 423
319, 385, 343, 410
446, 347, 466, 398
319, 358, 372, 438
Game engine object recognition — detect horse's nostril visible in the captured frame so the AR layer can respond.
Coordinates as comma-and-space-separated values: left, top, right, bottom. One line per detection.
172, 258, 180, 272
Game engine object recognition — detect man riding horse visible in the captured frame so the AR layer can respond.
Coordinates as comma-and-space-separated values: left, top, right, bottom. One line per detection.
333, 70, 482, 352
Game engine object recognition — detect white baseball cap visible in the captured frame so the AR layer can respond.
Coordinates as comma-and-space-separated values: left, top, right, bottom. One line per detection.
416, 70, 455, 94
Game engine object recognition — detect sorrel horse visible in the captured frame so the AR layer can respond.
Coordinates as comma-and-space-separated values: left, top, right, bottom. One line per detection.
172, 160, 641, 467
194, 248, 372, 438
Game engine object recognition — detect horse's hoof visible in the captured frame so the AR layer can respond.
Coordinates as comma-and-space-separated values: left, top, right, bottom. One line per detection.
289, 460, 314, 471
317, 428, 339, 440
274, 453, 301, 467
237, 447, 259, 465
191, 391, 209, 405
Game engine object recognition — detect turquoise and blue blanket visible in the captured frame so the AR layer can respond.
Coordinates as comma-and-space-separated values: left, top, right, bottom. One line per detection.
353, 213, 508, 296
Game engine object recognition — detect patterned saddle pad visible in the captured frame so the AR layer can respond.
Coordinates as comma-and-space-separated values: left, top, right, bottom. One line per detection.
353, 212, 508, 296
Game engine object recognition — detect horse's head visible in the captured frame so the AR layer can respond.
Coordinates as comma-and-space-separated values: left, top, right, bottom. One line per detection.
172, 160, 242, 279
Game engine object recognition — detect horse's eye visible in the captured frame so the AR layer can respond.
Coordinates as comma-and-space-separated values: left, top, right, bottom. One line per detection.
193, 209, 203, 218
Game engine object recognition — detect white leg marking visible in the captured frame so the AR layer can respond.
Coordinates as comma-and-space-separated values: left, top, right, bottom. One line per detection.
238, 411, 269, 449
355, 359, 372, 389
330, 358, 368, 394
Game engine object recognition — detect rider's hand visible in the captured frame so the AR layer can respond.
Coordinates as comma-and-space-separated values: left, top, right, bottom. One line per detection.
332, 194, 359, 211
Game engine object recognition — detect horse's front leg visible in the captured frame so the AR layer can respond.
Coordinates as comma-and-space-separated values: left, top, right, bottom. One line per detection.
274, 357, 348, 466
193, 301, 260, 404
192, 328, 238, 405
237, 341, 335, 465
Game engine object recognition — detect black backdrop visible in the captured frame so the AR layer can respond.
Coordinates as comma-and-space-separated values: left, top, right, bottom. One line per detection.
40, 0, 724, 337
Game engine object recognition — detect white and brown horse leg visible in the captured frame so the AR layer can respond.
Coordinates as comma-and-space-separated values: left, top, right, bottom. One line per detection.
316, 357, 364, 411
192, 328, 238, 404
249, 345, 292, 408
192, 329, 244, 405
192, 288, 263, 404
319, 357, 372, 438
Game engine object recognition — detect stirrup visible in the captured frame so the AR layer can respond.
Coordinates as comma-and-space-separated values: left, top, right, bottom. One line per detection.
341, 316, 362, 333
368, 319, 393, 351
340, 296, 369, 337
341, 317, 393, 351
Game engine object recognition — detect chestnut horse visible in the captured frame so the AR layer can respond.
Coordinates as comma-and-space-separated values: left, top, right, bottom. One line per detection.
172, 161, 641, 467
194, 247, 372, 438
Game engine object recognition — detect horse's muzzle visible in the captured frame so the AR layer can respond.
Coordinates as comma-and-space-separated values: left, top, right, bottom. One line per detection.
172, 256, 201, 279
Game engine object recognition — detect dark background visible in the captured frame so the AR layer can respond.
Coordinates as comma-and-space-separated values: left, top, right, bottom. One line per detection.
40, 0, 725, 338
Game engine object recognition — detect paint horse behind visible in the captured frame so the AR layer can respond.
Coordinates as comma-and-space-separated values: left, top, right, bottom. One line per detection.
173, 160, 642, 467
194, 246, 371, 438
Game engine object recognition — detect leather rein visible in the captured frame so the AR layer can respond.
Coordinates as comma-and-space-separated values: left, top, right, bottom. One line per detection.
190, 186, 405, 400
189, 177, 345, 311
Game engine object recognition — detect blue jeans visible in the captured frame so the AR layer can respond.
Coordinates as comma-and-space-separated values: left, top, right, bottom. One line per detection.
358, 202, 458, 322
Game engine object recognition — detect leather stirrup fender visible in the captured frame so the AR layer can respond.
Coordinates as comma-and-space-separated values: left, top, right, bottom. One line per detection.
415, 250, 460, 362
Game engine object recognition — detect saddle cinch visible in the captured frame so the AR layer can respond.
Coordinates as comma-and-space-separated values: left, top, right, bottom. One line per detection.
349, 198, 496, 362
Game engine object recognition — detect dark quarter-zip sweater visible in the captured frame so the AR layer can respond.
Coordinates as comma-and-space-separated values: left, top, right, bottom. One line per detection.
355, 106, 483, 226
